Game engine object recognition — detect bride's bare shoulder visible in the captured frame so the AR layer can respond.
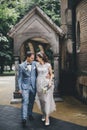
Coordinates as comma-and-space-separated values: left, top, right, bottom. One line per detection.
36, 61, 40, 66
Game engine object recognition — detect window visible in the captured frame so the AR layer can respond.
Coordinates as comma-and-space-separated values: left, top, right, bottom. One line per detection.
76, 22, 80, 52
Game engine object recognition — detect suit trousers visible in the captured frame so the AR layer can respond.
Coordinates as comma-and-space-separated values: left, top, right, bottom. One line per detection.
22, 88, 35, 120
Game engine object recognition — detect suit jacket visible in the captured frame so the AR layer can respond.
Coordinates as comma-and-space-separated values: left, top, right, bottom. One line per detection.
18, 61, 37, 92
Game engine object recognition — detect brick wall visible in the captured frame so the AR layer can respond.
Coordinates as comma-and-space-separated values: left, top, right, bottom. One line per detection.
76, 0, 87, 72
76, 0, 87, 101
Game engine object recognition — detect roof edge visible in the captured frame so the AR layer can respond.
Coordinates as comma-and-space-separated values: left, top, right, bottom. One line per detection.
8, 6, 64, 37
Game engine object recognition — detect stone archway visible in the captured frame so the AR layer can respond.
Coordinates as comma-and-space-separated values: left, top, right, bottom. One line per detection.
20, 37, 49, 62
8, 6, 64, 100
20, 38, 54, 72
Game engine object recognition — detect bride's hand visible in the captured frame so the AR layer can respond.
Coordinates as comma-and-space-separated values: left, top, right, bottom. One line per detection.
48, 81, 51, 87
46, 73, 50, 79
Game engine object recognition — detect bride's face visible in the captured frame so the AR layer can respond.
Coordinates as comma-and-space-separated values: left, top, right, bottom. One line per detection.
36, 55, 42, 62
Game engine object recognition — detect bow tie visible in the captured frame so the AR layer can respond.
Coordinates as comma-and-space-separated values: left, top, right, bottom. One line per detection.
27, 63, 32, 65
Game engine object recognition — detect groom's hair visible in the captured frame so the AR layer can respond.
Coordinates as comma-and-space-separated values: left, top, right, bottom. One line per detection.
26, 51, 34, 58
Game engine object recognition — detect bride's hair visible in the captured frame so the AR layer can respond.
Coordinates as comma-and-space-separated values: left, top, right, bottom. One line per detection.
36, 51, 48, 62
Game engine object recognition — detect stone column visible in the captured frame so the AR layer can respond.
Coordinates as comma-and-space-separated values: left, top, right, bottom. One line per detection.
10, 56, 22, 104
14, 56, 19, 96
54, 54, 59, 92
54, 54, 63, 101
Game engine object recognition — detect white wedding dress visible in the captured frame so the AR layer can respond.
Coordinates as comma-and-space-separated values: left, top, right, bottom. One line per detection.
36, 62, 56, 115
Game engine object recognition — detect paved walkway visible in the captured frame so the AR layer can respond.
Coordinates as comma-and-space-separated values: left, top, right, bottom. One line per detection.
0, 105, 87, 130
0, 76, 87, 130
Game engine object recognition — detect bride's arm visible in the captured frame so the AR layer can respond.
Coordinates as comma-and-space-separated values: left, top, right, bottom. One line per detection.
48, 64, 53, 86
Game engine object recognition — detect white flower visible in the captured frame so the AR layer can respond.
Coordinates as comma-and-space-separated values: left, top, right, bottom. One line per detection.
42, 85, 48, 94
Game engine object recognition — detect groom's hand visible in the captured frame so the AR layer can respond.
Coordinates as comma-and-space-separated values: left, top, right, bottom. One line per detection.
18, 90, 22, 94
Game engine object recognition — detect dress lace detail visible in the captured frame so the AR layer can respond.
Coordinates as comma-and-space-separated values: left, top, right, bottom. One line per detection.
36, 62, 56, 115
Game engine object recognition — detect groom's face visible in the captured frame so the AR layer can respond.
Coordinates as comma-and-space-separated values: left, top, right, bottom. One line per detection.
27, 54, 34, 63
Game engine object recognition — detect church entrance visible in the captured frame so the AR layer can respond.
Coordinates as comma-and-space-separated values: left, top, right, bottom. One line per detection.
20, 38, 54, 70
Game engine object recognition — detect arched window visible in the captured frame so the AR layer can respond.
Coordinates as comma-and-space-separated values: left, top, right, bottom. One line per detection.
76, 22, 80, 52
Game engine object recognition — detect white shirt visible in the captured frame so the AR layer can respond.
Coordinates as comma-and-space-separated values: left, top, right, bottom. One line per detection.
27, 64, 31, 71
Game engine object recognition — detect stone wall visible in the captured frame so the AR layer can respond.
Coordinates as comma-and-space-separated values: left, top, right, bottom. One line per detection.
76, 0, 87, 101
60, 0, 87, 100
76, 0, 87, 72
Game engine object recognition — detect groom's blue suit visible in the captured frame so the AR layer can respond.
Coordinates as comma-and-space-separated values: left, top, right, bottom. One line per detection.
18, 60, 37, 120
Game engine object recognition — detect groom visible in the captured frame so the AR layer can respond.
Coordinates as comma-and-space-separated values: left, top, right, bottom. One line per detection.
18, 51, 37, 127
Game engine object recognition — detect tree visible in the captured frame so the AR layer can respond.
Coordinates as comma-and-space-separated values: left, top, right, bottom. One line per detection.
0, 34, 10, 73
29, 0, 61, 26
0, 1, 19, 74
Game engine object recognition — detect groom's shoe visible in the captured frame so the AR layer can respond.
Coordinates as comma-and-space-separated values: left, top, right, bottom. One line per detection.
29, 115, 34, 121
41, 115, 45, 121
22, 119, 26, 127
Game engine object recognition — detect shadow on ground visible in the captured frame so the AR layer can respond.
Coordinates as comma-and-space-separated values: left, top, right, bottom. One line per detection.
0, 105, 87, 130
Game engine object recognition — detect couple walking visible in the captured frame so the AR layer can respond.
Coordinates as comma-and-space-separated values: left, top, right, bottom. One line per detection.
18, 51, 56, 127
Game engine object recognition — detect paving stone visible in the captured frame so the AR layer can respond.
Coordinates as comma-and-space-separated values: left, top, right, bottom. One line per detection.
0, 105, 87, 130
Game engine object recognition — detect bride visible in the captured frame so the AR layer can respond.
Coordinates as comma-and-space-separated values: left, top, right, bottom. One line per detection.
36, 51, 56, 126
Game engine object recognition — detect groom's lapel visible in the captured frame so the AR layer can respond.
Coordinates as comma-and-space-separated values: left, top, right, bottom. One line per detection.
23, 61, 30, 73
24, 61, 27, 67
31, 62, 36, 72
31, 62, 34, 72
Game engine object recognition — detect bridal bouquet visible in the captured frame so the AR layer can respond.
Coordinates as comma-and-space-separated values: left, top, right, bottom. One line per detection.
42, 85, 49, 94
